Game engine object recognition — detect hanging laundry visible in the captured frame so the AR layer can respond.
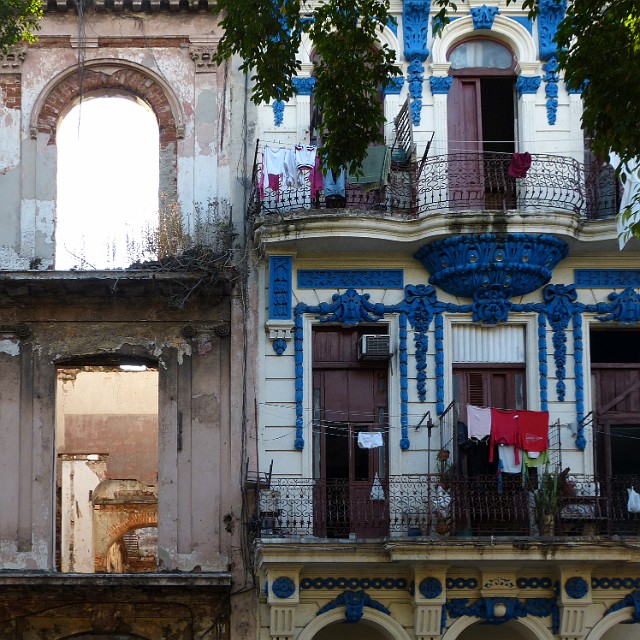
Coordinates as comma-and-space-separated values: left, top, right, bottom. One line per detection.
358, 431, 384, 449
348, 145, 391, 191
523, 449, 549, 468
467, 404, 492, 440
508, 152, 532, 178
370, 472, 385, 500
490, 408, 520, 464
517, 410, 550, 453
261, 145, 298, 195
498, 445, 522, 473
295, 144, 323, 197
323, 167, 346, 198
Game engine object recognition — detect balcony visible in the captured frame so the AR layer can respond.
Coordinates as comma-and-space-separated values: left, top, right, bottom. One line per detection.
249, 151, 619, 221
249, 474, 640, 540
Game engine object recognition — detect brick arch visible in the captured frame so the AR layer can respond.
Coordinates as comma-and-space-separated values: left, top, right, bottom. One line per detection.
33, 60, 184, 147
106, 512, 158, 546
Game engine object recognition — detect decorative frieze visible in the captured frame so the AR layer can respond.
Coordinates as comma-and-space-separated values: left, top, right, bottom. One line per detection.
189, 45, 218, 72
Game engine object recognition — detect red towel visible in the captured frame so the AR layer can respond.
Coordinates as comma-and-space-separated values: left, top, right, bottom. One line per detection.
490, 408, 520, 463
517, 410, 549, 453
508, 152, 532, 178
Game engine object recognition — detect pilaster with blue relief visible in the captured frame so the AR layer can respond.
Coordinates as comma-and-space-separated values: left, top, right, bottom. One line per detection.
403, 0, 431, 125
267, 256, 294, 355
537, 0, 567, 125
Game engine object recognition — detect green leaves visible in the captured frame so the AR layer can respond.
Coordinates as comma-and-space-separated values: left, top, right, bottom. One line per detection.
0, 0, 42, 53
310, 0, 399, 172
214, 0, 400, 173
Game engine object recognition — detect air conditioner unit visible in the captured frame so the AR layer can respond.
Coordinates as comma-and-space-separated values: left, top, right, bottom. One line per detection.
358, 334, 391, 361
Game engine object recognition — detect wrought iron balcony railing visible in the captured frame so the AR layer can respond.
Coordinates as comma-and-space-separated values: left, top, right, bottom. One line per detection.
248, 151, 619, 220
250, 474, 640, 540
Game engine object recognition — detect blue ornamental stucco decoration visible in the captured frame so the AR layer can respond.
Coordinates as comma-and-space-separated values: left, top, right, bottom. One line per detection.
414, 234, 569, 317
543, 284, 577, 402
516, 578, 554, 589
543, 57, 560, 125
273, 338, 288, 355
593, 578, 640, 590
575, 269, 640, 288
537, 0, 566, 125
446, 597, 559, 633
290, 265, 640, 450
516, 75, 541, 97
273, 99, 285, 126
403, 0, 431, 125
472, 285, 512, 324
298, 269, 404, 289
272, 576, 296, 599
419, 577, 443, 599
471, 5, 500, 30
446, 578, 479, 590
317, 590, 391, 623
384, 76, 405, 96
605, 590, 640, 623
293, 76, 316, 95
399, 314, 410, 449
565, 577, 589, 600
595, 288, 640, 323
538, 0, 567, 61
430, 76, 453, 95
301, 577, 408, 590
269, 256, 293, 320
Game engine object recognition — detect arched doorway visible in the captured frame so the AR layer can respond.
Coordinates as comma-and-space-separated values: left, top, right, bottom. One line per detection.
446, 38, 518, 209
313, 621, 388, 640
298, 608, 411, 640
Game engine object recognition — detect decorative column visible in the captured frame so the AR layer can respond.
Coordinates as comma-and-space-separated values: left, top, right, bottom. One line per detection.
267, 568, 302, 640
1, 49, 26, 265
402, 0, 431, 126
538, 0, 568, 126
266, 256, 294, 355
559, 572, 592, 640
567, 88, 584, 162
428, 63, 451, 156
189, 37, 221, 208
413, 566, 448, 640
384, 77, 405, 144
293, 77, 316, 143
515, 62, 542, 153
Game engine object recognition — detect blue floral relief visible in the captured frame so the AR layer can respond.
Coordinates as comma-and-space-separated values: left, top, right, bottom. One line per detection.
317, 590, 391, 623
402, 0, 430, 125
471, 5, 500, 30
272, 100, 285, 126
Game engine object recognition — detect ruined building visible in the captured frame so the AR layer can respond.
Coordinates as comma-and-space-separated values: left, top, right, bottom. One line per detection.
0, 2, 254, 638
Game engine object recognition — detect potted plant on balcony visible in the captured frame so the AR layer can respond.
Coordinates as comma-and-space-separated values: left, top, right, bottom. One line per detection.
534, 467, 570, 536
432, 456, 454, 535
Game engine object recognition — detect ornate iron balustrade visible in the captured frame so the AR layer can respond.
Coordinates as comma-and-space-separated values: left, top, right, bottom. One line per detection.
248, 151, 618, 220
251, 474, 640, 539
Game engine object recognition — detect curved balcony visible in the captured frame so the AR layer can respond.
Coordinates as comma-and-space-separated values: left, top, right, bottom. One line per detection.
249, 151, 619, 220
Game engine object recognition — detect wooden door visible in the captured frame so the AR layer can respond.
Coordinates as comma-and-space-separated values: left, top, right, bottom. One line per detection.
448, 78, 485, 208
313, 328, 389, 537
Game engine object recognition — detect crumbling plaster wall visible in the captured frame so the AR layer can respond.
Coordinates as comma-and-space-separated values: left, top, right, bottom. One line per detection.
0, 8, 244, 269
0, 294, 237, 573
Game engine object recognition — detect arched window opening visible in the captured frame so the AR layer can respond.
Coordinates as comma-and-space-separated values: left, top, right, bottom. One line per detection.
56, 96, 159, 270
55, 363, 159, 573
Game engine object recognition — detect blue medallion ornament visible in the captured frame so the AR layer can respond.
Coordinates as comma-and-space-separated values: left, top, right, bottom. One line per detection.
317, 590, 391, 623
272, 576, 296, 599
565, 577, 589, 600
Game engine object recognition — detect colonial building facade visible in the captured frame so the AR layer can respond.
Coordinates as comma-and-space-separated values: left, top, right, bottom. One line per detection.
247, 1, 640, 640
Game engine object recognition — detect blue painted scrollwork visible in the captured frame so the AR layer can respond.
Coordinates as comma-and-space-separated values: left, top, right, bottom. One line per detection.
538, 0, 566, 126
605, 590, 640, 623
292, 76, 316, 95
516, 75, 541, 97
542, 57, 560, 125
403, 0, 431, 125
429, 76, 453, 95
294, 309, 305, 450
399, 314, 411, 450
543, 284, 577, 401
314, 289, 387, 325
317, 590, 391, 623
471, 5, 500, 30
384, 76, 405, 96
446, 597, 559, 633
595, 288, 640, 323
273, 99, 285, 126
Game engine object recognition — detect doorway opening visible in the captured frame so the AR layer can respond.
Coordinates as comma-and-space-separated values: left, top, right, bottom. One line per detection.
55, 362, 159, 573
312, 326, 390, 538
